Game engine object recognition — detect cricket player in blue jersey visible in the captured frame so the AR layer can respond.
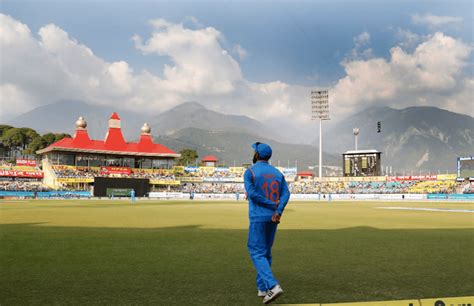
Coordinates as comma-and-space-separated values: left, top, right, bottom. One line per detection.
244, 142, 291, 304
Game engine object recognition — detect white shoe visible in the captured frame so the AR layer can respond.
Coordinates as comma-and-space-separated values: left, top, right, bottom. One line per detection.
262, 284, 283, 304
258, 290, 267, 297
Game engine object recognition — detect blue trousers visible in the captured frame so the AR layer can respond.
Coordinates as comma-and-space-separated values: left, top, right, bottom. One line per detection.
247, 221, 278, 291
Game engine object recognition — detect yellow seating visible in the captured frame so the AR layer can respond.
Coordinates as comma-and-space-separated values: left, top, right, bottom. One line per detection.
408, 180, 456, 193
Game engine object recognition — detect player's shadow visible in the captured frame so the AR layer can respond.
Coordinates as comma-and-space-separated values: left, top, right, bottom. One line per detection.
1, 223, 472, 305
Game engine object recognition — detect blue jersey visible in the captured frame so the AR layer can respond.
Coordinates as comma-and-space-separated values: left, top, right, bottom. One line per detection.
244, 161, 291, 222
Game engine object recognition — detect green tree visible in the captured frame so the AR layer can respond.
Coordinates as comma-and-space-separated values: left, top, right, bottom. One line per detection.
25, 137, 47, 156
54, 133, 71, 142
1, 128, 26, 154
0, 125, 14, 157
42, 133, 57, 145
0, 125, 13, 138
176, 149, 198, 166
25, 132, 71, 155
1, 127, 40, 157
20, 128, 40, 147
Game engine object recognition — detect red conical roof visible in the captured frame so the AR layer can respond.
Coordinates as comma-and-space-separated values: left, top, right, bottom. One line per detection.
72, 129, 92, 146
110, 112, 120, 120
138, 133, 154, 151
202, 155, 218, 162
36, 112, 179, 157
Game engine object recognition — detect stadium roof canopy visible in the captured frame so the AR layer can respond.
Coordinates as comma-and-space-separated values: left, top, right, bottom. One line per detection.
201, 155, 218, 162
297, 171, 314, 177
36, 113, 180, 158
344, 149, 381, 154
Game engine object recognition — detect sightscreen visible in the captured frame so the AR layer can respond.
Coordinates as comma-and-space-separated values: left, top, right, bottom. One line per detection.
93, 177, 150, 197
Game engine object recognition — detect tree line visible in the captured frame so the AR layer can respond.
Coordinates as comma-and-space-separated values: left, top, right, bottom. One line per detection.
0, 124, 70, 161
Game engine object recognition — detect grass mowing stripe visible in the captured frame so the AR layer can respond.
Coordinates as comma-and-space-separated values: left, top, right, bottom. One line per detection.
1, 200, 473, 305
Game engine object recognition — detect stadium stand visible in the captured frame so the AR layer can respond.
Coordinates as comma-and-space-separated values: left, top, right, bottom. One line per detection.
0, 160, 39, 171
182, 183, 245, 194
458, 181, 474, 194
408, 180, 457, 194
2, 115, 471, 199
287, 178, 460, 195
53, 165, 99, 178
289, 181, 346, 194
346, 181, 416, 194
2, 160, 469, 195
0, 180, 50, 191
0, 159, 48, 193
51, 165, 177, 180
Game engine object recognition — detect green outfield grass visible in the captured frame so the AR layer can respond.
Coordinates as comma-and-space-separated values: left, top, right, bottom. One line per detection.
1, 199, 473, 305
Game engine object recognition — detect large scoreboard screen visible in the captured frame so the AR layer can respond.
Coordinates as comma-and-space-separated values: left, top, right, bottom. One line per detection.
343, 151, 381, 177
458, 157, 474, 178
94, 177, 150, 197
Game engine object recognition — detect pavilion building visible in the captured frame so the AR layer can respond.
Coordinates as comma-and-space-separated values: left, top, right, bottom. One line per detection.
37, 113, 180, 190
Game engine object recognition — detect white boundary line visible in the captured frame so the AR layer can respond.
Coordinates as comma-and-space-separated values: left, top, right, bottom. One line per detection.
376, 206, 474, 213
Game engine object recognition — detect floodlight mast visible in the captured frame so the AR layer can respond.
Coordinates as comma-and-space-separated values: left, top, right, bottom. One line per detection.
311, 90, 330, 179
353, 128, 360, 151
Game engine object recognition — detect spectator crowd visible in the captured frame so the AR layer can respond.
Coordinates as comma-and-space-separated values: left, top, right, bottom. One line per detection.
0, 164, 470, 195
52, 166, 176, 180
0, 180, 49, 191
181, 183, 244, 194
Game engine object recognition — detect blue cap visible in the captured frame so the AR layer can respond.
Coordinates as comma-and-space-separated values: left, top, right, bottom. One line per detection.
251, 142, 272, 160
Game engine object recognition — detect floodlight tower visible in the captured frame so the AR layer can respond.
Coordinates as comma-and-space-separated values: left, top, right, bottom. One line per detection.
311, 90, 330, 179
353, 128, 360, 151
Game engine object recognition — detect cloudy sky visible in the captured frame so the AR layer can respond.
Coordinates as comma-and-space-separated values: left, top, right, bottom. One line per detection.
0, 0, 472, 140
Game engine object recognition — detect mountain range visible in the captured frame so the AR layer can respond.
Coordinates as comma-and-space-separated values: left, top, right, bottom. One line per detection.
155, 127, 338, 169
8, 100, 146, 140
150, 102, 276, 139
6, 100, 337, 169
5, 100, 473, 172
321, 106, 474, 172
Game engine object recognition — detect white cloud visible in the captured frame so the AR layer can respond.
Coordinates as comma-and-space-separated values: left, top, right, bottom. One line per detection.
233, 44, 248, 60
349, 31, 373, 59
183, 16, 204, 28
412, 13, 464, 27
0, 14, 299, 125
132, 19, 242, 95
395, 28, 423, 50
332, 32, 472, 117
444, 78, 474, 115
354, 32, 370, 47
0, 83, 35, 118
0, 14, 472, 142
